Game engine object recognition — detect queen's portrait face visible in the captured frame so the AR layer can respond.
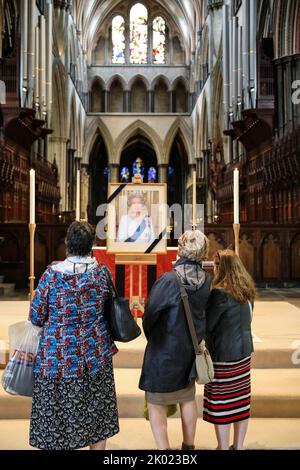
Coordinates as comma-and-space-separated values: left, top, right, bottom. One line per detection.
129, 196, 144, 217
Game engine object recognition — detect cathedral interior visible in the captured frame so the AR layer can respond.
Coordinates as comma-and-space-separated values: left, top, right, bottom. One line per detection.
0, 0, 300, 287
0, 0, 300, 451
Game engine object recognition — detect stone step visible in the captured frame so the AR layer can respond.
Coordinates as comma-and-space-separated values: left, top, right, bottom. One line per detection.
1, 368, 300, 420
112, 347, 299, 370
1, 338, 298, 370
0, 418, 300, 450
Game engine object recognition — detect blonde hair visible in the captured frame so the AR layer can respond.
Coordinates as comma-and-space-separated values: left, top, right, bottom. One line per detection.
213, 249, 256, 303
178, 230, 209, 264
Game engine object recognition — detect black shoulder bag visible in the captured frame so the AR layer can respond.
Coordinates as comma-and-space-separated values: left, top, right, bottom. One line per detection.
104, 268, 141, 343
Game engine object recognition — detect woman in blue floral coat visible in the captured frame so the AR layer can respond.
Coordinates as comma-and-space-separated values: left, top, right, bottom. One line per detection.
29, 221, 119, 450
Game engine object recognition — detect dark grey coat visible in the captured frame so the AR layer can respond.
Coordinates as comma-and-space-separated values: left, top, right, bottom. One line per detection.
206, 288, 254, 362
139, 259, 211, 393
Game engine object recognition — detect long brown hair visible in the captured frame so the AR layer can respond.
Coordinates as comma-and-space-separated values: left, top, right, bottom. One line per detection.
213, 249, 256, 303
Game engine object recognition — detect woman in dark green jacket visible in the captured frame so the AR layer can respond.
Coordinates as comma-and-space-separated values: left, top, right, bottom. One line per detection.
204, 249, 256, 451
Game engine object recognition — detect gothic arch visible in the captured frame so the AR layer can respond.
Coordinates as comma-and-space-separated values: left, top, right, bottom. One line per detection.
171, 75, 189, 92
128, 74, 151, 91
83, 118, 114, 165
114, 120, 163, 165
106, 74, 128, 91
89, 75, 106, 91
164, 118, 193, 165
151, 74, 171, 91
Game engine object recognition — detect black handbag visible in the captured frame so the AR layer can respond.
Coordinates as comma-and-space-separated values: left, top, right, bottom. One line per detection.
104, 268, 141, 342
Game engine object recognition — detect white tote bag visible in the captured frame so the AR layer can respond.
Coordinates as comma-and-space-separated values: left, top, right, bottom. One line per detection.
2, 321, 42, 397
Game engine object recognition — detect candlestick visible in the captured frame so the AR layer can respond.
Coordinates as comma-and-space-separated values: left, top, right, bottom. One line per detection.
29, 169, 35, 224
233, 168, 239, 224
28, 223, 36, 302
192, 169, 196, 230
233, 223, 240, 256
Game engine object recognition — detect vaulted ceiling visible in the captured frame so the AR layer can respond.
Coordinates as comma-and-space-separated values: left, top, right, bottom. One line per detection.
71, 0, 204, 63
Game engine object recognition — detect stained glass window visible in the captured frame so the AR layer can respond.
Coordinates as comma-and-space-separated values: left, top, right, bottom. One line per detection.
153, 16, 166, 64
121, 167, 130, 182
148, 167, 157, 182
112, 15, 125, 64
133, 157, 145, 180
130, 3, 148, 64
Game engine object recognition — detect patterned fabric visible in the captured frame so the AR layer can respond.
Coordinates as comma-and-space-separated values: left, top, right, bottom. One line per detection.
203, 356, 251, 425
29, 263, 118, 379
30, 361, 119, 450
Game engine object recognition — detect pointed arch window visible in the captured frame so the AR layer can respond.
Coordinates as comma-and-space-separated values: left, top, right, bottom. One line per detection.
130, 3, 148, 64
148, 167, 157, 182
153, 16, 166, 64
121, 167, 130, 183
112, 15, 126, 64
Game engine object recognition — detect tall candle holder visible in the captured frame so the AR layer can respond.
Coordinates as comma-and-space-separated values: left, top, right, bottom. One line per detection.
233, 223, 240, 257
28, 223, 36, 302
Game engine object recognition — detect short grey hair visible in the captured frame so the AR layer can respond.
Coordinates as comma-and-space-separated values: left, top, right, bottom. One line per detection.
178, 230, 209, 263
127, 192, 146, 207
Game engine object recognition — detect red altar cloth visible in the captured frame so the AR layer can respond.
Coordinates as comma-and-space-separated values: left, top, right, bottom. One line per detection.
92, 248, 178, 317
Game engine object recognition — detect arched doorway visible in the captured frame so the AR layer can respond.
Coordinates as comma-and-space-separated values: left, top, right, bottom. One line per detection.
119, 135, 157, 183
168, 132, 188, 207
88, 135, 109, 228
168, 132, 188, 245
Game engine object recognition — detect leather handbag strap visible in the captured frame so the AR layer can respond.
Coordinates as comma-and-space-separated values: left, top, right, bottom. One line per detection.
103, 266, 118, 299
173, 272, 200, 355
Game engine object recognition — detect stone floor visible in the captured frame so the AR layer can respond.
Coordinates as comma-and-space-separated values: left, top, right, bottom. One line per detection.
0, 290, 300, 450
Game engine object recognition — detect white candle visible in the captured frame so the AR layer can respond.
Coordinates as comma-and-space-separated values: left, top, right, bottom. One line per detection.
192, 169, 196, 228
76, 169, 81, 221
30, 169, 35, 224
233, 168, 239, 224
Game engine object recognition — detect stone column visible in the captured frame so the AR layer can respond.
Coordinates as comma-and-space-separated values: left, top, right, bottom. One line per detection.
124, 90, 130, 112
243, 0, 250, 108
27, 0, 36, 108
232, 16, 238, 118
249, 0, 257, 105
46, 1, 53, 124
223, 4, 229, 125
104, 90, 109, 112
169, 91, 173, 112
148, 90, 154, 113
21, 0, 28, 106
49, 136, 69, 211
80, 163, 89, 221
110, 164, 120, 183
158, 164, 168, 184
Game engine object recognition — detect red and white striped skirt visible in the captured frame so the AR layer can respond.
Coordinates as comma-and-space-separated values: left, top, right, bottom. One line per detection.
203, 356, 251, 425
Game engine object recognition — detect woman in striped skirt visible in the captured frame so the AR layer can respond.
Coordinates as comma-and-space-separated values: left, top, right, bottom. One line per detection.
204, 249, 255, 450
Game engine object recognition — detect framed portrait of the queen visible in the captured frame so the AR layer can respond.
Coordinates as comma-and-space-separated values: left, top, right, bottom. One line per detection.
106, 183, 168, 254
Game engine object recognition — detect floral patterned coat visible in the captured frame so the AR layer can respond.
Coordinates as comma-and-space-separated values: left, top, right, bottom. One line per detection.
29, 263, 118, 379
